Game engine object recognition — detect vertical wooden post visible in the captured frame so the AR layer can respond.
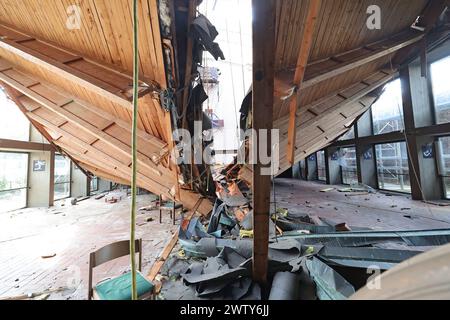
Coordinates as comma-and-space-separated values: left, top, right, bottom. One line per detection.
252, 0, 276, 285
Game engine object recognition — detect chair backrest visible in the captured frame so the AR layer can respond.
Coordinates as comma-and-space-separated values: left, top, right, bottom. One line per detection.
88, 239, 142, 300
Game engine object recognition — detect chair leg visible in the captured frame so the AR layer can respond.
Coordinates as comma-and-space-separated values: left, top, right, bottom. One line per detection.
159, 194, 163, 224
173, 201, 176, 225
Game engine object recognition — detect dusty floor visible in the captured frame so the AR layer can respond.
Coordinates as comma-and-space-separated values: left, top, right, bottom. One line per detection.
0, 191, 177, 300
274, 179, 450, 230
1, 180, 450, 300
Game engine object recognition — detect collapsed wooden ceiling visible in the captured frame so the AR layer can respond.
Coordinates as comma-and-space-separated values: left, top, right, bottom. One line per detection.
0, 0, 448, 211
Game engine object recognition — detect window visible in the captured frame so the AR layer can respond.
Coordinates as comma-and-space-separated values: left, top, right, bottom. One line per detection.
437, 136, 450, 199
338, 126, 355, 141
54, 154, 71, 200
340, 147, 358, 185
375, 142, 411, 193
0, 152, 28, 212
431, 56, 450, 124
371, 79, 404, 135
90, 176, 99, 193
0, 88, 30, 141
317, 150, 326, 181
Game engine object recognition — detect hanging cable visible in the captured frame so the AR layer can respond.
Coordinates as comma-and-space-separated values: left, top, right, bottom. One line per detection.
130, 0, 139, 301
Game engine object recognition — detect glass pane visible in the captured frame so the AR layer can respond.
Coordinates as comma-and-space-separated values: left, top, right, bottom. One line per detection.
0, 152, 28, 191
54, 155, 71, 200
0, 189, 27, 213
90, 177, 99, 192
317, 151, 326, 181
376, 142, 411, 193
371, 79, 404, 135
0, 152, 28, 213
0, 88, 30, 141
54, 183, 70, 201
338, 126, 355, 141
431, 56, 450, 124
340, 147, 358, 185
437, 136, 450, 199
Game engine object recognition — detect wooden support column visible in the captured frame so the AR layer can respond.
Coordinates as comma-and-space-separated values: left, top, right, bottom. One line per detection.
286, 0, 321, 165
252, 0, 276, 285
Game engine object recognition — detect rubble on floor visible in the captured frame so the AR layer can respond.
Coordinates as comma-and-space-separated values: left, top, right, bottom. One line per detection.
156, 166, 450, 300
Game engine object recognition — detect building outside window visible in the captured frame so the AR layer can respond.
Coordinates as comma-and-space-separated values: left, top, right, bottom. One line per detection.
430, 56, 450, 124
0, 152, 29, 213
340, 147, 358, 185
437, 136, 450, 199
90, 176, 99, 193
375, 142, 411, 193
54, 154, 71, 200
371, 79, 404, 135
317, 150, 326, 182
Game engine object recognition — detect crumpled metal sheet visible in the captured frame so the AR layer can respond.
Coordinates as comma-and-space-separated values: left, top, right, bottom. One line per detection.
269, 272, 301, 300
305, 257, 355, 300
279, 229, 450, 247
317, 246, 422, 270
179, 217, 211, 241
181, 247, 252, 298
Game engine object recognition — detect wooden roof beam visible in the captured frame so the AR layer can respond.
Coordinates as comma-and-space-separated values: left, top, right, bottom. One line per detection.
286, 0, 322, 165
0, 138, 55, 152
275, 70, 395, 173
393, 0, 450, 66
275, 31, 424, 98
0, 23, 153, 111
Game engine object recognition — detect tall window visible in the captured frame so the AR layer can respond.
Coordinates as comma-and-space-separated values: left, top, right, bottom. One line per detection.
338, 126, 355, 141
371, 79, 404, 135
90, 176, 99, 193
0, 152, 28, 212
431, 56, 450, 124
0, 88, 30, 141
340, 147, 358, 185
54, 154, 71, 200
437, 136, 450, 199
317, 150, 326, 181
375, 142, 411, 193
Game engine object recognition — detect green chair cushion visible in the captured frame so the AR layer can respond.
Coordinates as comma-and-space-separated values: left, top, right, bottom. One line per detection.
94, 271, 154, 300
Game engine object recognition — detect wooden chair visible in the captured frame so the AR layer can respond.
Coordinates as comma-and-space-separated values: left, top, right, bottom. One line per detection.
158, 194, 183, 225
88, 239, 154, 300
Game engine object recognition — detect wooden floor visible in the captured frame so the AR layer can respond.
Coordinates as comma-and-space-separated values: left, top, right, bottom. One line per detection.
274, 179, 450, 231
0, 192, 177, 300
1, 180, 450, 300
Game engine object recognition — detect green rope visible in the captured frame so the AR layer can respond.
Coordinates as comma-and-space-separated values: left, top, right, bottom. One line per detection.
130, 0, 139, 301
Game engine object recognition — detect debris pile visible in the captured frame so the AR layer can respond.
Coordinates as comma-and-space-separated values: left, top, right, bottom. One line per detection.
154, 163, 450, 300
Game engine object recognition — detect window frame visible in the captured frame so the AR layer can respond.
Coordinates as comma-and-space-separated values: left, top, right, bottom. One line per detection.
0, 151, 29, 211
374, 141, 411, 194
316, 150, 327, 182
54, 154, 72, 201
339, 146, 358, 185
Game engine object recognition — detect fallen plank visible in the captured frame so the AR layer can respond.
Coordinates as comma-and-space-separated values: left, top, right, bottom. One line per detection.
147, 197, 205, 282
147, 231, 179, 282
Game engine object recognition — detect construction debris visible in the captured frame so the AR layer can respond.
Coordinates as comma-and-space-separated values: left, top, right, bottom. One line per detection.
155, 162, 450, 300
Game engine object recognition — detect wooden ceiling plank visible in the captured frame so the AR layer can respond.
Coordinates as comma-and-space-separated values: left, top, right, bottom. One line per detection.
0, 64, 166, 177
0, 23, 153, 110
